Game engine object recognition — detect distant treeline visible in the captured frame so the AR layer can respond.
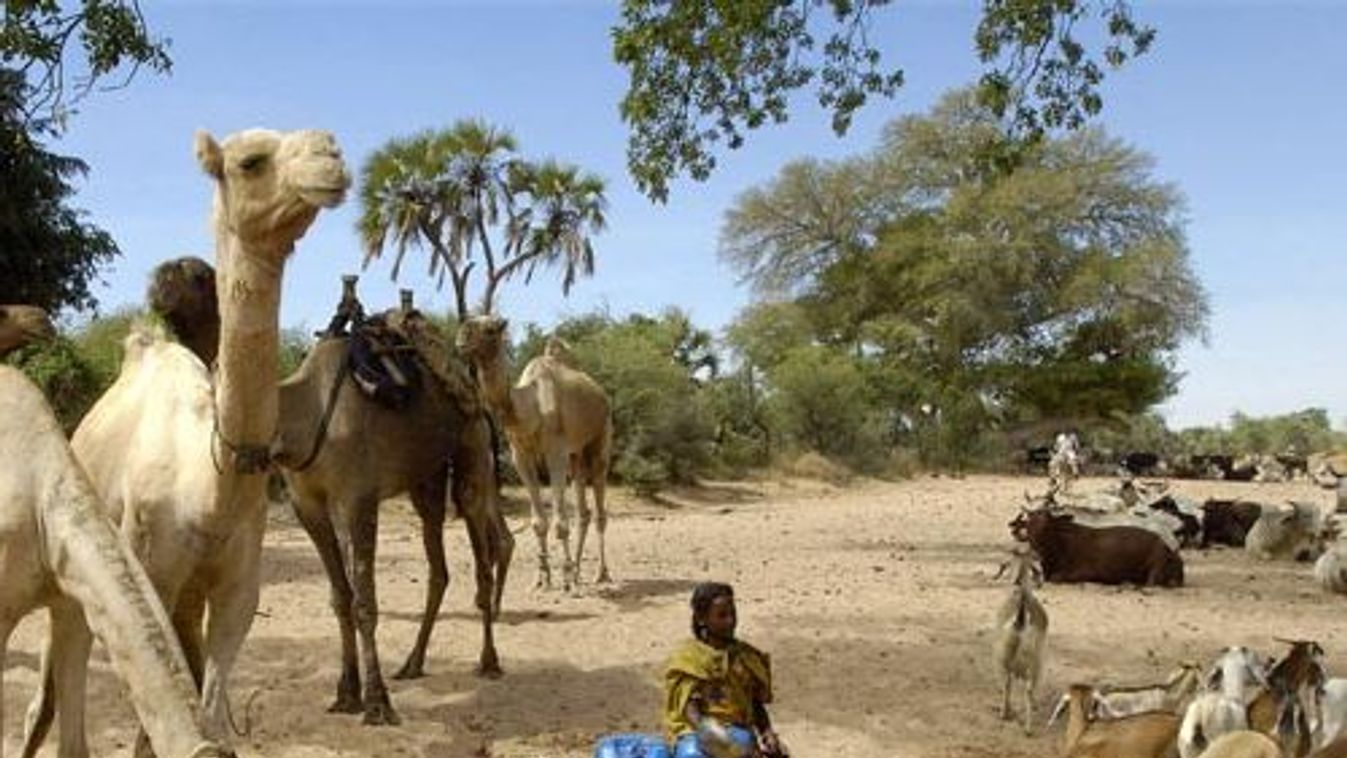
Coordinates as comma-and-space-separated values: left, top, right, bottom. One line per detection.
8, 307, 1342, 493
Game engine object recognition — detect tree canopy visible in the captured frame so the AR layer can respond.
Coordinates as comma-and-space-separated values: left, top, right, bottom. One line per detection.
612, 0, 1153, 202
719, 89, 1207, 459
0, 71, 118, 311
359, 119, 607, 318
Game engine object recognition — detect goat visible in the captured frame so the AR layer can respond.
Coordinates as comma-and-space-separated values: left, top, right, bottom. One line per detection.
1316, 679, 1347, 747
1096, 662, 1204, 717
1057, 683, 1181, 758
1246, 640, 1327, 757
1198, 730, 1284, 758
1180, 692, 1249, 758
1048, 662, 1204, 729
993, 550, 1049, 734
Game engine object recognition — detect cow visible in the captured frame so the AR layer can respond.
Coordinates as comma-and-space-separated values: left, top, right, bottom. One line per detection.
1120, 451, 1162, 477
1009, 507, 1184, 587
1200, 499, 1264, 548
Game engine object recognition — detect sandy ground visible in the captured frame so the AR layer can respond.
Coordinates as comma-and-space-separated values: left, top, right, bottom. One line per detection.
3, 474, 1343, 758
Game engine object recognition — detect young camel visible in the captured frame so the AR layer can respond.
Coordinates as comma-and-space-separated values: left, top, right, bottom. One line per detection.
0, 309, 230, 758
23, 128, 349, 757
272, 289, 513, 725
457, 315, 613, 590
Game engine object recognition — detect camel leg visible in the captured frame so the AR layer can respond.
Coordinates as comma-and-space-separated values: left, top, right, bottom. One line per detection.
452, 427, 503, 677
21, 599, 93, 758
592, 462, 611, 584
489, 503, 514, 618
2, 620, 11, 758
293, 498, 362, 713
514, 448, 551, 589
199, 525, 264, 743
571, 471, 593, 585
1000, 674, 1012, 720
346, 498, 399, 726
1022, 676, 1035, 735
394, 474, 449, 681
544, 445, 575, 591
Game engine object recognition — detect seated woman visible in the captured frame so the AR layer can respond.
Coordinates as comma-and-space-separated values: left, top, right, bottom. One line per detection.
663, 582, 787, 758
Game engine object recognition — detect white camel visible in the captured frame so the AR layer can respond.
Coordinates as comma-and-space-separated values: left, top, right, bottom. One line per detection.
0, 307, 230, 758
22, 128, 349, 757
457, 316, 613, 590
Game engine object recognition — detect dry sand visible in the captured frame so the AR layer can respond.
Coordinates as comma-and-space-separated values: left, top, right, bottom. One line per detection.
4, 474, 1342, 757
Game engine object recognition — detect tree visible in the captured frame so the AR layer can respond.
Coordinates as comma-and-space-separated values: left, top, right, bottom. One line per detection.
0, 71, 119, 311
721, 88, 1206, 456
3, 0, 171, 128
612, 0, 1153, 201
359, 120, 608, 318
2, 0, 171, 313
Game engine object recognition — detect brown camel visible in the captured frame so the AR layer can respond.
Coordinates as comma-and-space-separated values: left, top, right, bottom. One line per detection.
0, 304, 55, 356
457, 315, 612, 590
271, 284, 513, 725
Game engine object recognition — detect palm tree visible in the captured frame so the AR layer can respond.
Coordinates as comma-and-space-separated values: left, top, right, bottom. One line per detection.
488, 159, 608, 311
359, 120, 607, 316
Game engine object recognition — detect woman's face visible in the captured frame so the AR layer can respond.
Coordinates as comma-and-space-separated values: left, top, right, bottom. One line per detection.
703, 594, 737, 642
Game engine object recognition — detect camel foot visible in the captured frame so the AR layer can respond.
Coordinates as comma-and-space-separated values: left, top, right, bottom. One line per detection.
134, 729, 156, 758
328, 691, 364, 714
476, 658, 504, 680
362, 695, 401, 726
595, 567, 612, 584
534, 570, 551, 590
391, 659, 426, 680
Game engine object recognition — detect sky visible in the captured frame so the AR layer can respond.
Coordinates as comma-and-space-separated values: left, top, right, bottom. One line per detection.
45, 0, 1347, 431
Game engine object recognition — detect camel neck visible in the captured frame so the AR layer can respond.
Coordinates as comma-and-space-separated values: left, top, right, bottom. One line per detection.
214, 233, 284, 459
477, 349, 518, 427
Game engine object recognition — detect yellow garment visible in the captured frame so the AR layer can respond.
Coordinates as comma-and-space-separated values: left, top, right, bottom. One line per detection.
663, 638, 772, 741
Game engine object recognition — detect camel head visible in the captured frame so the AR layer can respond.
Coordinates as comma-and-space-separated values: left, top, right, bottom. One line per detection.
147, 256, 220, 365
195, 128, 350, 261
0, 304, 56, 357
456, 315, 509, 363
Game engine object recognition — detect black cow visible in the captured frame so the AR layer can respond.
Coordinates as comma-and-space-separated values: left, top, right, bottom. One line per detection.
1009, 509, 1184, 587
1199, 499, 1264, 548
1024, 445, 1052, 473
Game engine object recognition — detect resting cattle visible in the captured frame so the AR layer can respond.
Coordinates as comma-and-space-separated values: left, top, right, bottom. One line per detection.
1245, 502, 1326, 561
1009, 508, 1184, 587
1200, 500, 1264, 548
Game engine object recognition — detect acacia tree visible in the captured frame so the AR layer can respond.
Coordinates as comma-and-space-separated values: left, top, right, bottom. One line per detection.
359, 120, 608, 318
612, 0, 1153, 202
720, 89, 1207, 459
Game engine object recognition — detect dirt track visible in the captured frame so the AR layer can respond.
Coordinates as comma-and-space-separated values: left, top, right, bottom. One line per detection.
4, 475, 1342, 757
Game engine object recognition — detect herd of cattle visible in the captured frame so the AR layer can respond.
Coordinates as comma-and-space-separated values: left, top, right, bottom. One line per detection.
1023, 448, 1334, 483
994, 470, 1347, 757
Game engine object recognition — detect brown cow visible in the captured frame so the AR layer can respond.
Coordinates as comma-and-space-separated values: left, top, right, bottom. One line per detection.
1009, 508, 1184, 587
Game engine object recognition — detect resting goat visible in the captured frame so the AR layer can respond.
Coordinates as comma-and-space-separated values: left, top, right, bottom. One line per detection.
1049, 663, 1203, 721
992, 550, 1048, 734
1057, 684, 1180, 758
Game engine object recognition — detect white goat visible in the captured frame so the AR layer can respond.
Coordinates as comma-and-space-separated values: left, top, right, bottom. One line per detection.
993, 550, 1048, 734
1049, 663, 1204, 722
1315, 679, 1347, 747
1180, 692, 1248, 758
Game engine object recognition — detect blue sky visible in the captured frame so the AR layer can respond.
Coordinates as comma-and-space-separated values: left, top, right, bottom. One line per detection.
48, 1, 1346, 430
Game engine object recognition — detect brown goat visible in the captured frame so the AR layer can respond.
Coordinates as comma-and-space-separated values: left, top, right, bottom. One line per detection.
1059, 684, 1180, 758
